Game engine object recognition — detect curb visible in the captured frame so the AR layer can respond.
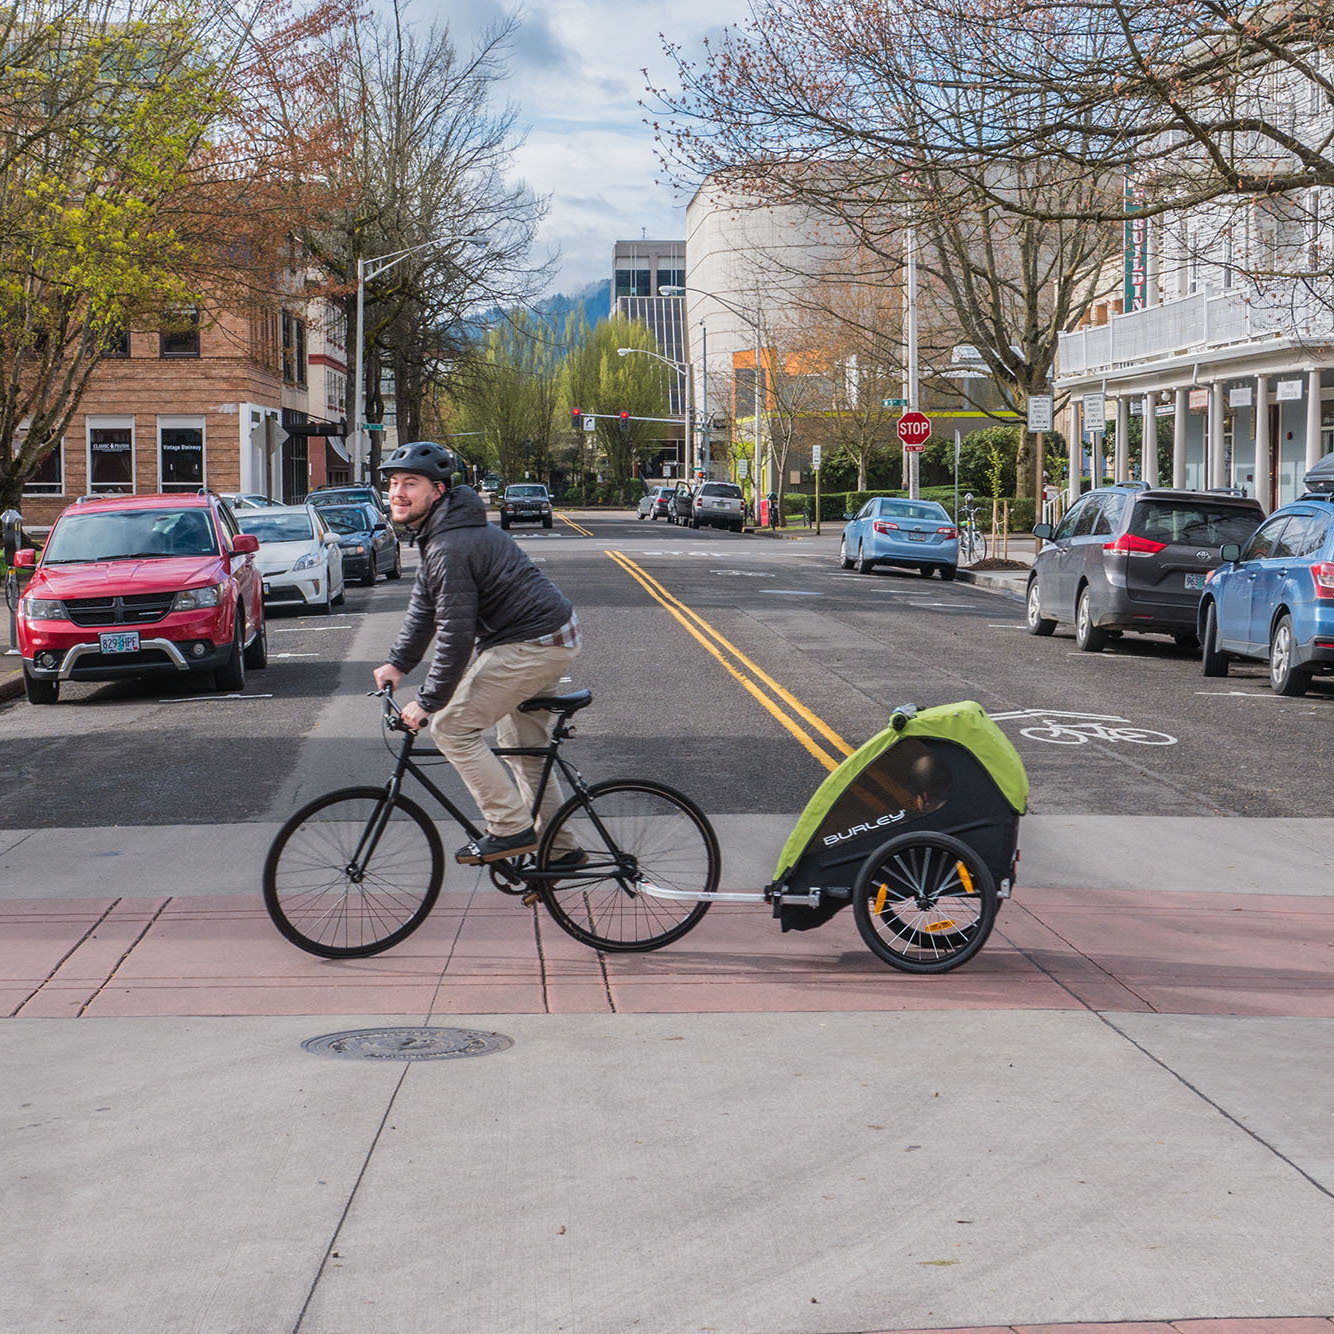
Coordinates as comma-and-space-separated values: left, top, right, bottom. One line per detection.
956, 568, 1027, 600
1, 664, 24, 703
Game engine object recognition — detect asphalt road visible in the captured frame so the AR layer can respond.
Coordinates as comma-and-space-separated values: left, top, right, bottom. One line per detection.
2, 507, 1328, 830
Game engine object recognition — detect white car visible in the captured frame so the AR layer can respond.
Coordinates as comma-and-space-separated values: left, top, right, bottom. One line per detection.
236, 504, 345, 614
221, 492, 278, 510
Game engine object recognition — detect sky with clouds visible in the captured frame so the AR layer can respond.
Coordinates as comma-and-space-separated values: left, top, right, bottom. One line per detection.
434, 0, 748, 297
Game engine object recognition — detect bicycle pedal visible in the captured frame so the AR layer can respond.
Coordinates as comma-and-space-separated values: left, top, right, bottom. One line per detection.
521, 890, 541, 906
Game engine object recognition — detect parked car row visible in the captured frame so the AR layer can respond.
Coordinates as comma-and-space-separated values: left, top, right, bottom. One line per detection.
636, 480, 747, 531
13, 486, 404, 706
1025, 479, 1334, 698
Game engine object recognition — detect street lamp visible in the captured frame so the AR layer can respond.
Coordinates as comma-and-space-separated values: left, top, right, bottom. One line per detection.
617, 346, 694, 481
353, 234, 481, 482
662, 285, 764, 516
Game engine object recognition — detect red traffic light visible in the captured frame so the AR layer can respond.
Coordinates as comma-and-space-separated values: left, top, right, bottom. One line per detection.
619, 410, 629, 421
571, 407, 582, 422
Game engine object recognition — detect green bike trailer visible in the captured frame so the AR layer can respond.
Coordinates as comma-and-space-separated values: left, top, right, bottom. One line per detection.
765, 700, 1028, 946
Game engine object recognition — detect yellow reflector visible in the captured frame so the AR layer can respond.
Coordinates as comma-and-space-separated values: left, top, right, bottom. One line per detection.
924, 918, 959, 933
957, 861, 975, 894
873, 883, 889, 914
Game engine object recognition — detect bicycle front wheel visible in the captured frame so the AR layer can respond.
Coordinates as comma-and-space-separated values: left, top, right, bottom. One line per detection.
852, 832, 998, 973
537, 780, 719, 952
263, 786, 444, 958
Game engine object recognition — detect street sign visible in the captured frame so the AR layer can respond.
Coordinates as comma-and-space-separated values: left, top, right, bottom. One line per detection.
738, 458, 749, 478
811, 444, 822, 469
897, 410, 931, 452
882, 397, 907, 408
1082, 391, 1106, 427
1027, 395, 1053, 432
364, 422, 384, 432
583, 415, 596, 431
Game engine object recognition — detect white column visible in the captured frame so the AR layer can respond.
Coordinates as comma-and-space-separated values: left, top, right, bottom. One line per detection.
1142, 393, 1158, 485
1209, 382, 1226, 488
1255, 374, 1271, 512
1115, 396, 1130, 481
1173, 388, 1188, 487
1067, 397, 1081, 501
1307, 368, 1323, 472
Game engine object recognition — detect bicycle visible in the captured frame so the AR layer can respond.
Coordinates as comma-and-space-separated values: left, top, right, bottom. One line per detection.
263, 687, 720, 958
957, 495, 988, 565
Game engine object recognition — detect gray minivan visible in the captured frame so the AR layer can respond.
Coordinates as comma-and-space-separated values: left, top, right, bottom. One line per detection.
1028, 484, 1264, 650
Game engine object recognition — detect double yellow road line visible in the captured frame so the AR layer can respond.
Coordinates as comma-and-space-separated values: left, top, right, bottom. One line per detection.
557, 513, 595, 537
606, 550, 854, 772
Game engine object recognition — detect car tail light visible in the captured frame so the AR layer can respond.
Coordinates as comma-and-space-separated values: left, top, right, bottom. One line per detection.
1104, 533, 1166, 556
873, 520, 899, 534
1310, 562, 1334, 598
937, 526, 957, 538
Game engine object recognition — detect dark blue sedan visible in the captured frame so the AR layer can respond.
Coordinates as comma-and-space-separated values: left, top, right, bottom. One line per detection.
840, 497, 959, 579
1199, 495, 1334, 695
317, 503, 401, 586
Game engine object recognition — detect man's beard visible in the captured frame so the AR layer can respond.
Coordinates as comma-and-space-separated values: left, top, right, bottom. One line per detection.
393, 495, 437, 526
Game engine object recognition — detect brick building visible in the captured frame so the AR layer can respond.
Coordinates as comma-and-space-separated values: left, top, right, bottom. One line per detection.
19, 290, 350, 527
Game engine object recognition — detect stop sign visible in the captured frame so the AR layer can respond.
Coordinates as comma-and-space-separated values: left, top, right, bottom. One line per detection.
897, 410, 931, 451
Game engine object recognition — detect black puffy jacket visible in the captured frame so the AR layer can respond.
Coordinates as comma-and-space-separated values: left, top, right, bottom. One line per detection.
387, 485, 574, 711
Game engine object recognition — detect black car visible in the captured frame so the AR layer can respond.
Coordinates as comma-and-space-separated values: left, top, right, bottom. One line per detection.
499, 484, 553, 529
308, 484, 390, 520
317, 503, 401, 585
1028, 483, 1264, 650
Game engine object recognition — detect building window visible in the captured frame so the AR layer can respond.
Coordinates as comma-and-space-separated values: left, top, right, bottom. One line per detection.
159, 420, 205, 492
88, 421, 134, 493
159, 308, 200, 357
22, 428, 64, 495
656, 267, 685, 292
326, 368, 346, 418
282, 311, 307, 384
615, 268, 651, 298
103, 324, 130, 357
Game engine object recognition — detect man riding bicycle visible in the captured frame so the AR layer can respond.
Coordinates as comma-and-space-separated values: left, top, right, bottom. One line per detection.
371, 441, 584, 868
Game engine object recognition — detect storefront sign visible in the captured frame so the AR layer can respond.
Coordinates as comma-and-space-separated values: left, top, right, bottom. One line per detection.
1277, 380, 1304, 401
1229, 387, 1253, 408
1188, 388, 1209, 410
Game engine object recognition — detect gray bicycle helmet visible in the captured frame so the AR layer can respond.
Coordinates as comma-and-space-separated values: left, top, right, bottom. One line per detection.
379, 440, 458, 484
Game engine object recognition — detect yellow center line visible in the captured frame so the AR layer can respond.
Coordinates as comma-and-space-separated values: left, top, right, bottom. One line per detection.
605, 550, 846, 772
609, 550, 855, 758
556, 513, 594, 536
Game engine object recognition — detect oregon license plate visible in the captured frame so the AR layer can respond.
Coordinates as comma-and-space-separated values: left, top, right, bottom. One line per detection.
1184, 572, 1205, 591
908, 532, 928, 542
99, 631, 140, 654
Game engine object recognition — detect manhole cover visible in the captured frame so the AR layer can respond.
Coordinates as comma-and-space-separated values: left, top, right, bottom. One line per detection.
301, 1026, 513, 1061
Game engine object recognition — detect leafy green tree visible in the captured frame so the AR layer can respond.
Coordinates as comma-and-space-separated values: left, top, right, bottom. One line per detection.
562, 314, 670, 500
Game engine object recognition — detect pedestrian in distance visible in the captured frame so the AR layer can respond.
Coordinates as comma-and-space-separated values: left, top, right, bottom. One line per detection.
371, 441, 585, 868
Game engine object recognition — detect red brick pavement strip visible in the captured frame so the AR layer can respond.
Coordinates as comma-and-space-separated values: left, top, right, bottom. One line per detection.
3, 884, 1332, 1019
872, 1323, 1334, 1334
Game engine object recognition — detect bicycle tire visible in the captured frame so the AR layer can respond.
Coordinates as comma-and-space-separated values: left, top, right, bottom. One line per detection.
537, 779, 719, 952
852, 831, 998, 974
263, 786, 444, 958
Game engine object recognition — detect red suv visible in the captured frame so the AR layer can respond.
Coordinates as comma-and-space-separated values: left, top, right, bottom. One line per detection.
14, 491, 267, 704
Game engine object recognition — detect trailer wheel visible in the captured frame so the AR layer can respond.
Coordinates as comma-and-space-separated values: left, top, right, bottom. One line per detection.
852, 831, 998, 973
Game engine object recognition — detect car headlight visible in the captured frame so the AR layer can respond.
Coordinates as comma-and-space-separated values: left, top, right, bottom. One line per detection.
170, 584, 223, 612
341, 542, 366, 554
293, 552, 319, 571
21, 594, 64, 620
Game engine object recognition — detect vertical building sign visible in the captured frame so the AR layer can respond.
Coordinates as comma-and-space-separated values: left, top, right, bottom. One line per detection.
1124, 177, 1147, 311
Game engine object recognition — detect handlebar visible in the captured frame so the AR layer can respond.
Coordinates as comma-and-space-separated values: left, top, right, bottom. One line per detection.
367, 684, 416, 734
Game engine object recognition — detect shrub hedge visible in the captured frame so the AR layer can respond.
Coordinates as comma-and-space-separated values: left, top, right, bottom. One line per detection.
782, 489, 1037, 531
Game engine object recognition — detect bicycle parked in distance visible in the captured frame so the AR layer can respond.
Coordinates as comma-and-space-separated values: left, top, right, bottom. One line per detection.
957, 492, 988, 565
263, 687, 720, 958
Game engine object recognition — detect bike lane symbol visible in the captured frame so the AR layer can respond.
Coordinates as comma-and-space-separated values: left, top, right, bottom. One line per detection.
988, 708, 1178, 746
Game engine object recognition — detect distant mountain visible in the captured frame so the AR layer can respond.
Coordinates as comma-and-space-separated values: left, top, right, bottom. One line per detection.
470, 279, 611, 338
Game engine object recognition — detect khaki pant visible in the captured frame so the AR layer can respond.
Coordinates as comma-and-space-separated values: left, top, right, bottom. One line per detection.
428, 639, 581, 847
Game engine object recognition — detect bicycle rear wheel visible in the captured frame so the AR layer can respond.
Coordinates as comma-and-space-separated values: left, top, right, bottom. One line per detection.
852, 832, 998, 973
537, 780, 719, 952
263, 786, 444, 958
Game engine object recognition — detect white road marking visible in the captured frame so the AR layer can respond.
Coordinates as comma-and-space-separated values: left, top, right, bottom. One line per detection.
158, 693, 274, 703
760, 589, 822, 596
272, 652, 320, 659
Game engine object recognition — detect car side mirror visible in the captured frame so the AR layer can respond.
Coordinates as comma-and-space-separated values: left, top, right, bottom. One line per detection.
12, 547, 36, 568
842, 511, 854, 520
231, 533, 260, 554
1220, 542, 1241, 562
373, 521, 388, 532
324, 533, 340, 546
1033, 522, 1053, 540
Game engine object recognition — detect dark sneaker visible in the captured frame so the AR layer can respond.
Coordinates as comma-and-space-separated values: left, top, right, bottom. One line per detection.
545, 849, 589, 873
456, 827, 539, 865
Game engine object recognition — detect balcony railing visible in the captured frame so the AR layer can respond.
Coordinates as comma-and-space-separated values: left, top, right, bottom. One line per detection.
1057, 285, 1331, 379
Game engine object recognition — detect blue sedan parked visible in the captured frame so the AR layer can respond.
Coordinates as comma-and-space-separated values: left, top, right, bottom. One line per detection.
840, 497, 959, 579
317, 503, 401, 586
1198, 494, 1334, 695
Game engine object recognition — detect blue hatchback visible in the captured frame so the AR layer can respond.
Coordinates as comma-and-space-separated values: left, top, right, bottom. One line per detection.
1198, 495, 1334, 695
840, 497, 959, 579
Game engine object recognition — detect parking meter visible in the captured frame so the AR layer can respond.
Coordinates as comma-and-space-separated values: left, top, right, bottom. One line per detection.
2, 507, 23, 652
